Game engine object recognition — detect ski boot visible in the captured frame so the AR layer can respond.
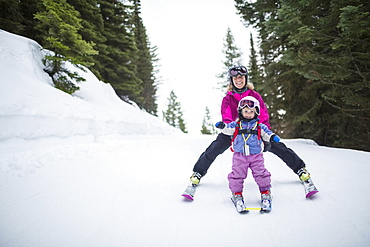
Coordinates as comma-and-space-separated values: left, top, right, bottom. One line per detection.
297, 168, 319, 198
182, 172, 202, 200
190, 172, 202, 185
260, 190, 272, 212
298, 167, 310, 181
231, 192, 248, 213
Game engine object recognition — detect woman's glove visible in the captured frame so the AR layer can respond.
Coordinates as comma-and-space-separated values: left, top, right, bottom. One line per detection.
270, 134, 280, 142
215, 121, 226, 129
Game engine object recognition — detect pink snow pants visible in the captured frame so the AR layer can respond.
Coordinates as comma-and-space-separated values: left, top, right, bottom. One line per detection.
228, 152, 271, 194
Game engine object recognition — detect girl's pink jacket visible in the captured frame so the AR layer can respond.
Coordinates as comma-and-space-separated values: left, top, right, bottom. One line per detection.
221, 90, 270, 129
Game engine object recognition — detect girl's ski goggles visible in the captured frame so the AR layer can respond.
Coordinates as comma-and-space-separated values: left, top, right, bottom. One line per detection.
238, 99, 256, 109
229, 66, 248, 77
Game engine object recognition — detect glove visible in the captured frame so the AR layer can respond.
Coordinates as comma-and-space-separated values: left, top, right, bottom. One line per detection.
215, 121, 226, 129
270, 134, 280, 142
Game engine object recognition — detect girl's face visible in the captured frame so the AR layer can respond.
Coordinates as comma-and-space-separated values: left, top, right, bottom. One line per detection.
232, 75, 246, 89
242, 107, 256, 119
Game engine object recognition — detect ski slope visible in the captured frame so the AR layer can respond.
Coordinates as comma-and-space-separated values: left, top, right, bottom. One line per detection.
1, 30, 370, 247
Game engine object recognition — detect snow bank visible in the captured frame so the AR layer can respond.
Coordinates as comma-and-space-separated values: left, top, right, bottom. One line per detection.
0, 30, 180, 141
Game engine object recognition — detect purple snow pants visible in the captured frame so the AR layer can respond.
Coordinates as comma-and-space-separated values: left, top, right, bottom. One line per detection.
228, 152, 271, 194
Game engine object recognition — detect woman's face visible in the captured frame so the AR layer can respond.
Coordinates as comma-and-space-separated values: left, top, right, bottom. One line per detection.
232, 75, 246, 89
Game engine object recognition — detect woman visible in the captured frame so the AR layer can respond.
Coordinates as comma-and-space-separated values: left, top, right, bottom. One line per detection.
189, 65, 314, 189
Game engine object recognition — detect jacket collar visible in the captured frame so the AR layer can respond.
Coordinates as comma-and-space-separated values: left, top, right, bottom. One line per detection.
227, 90, 250, 101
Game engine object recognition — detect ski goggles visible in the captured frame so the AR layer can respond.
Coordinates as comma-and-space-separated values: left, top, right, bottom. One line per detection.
229, 66, 248, 77
238, 99, 256, 109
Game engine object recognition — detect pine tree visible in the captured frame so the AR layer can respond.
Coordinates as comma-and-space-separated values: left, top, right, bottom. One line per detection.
34, 0, 98, 94
0, 0, 44, 42
200, 106, 216, 135
0, 0, 25, 34
235, 0, 288, 135
163, 90, 188, 133
235, 0, 370, 151
217, 27, 243, 90
97, 0, 142, 102
248, 33, 263, 89
131, 0, 158, 115
20, 0, 46, 43
163, 90, 178, 128
66, 0, 106, 79
178, 111, 188, 134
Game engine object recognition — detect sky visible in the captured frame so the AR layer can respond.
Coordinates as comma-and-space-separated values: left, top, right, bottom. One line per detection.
140, 0, 255, 134
1, 29, 370, 246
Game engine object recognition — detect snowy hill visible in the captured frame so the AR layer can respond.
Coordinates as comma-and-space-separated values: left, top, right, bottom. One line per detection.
1, 30, 370, 247
0, 30, 180, 140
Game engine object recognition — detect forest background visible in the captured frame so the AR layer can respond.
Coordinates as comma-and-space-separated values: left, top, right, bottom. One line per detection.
0, 0, 369, 151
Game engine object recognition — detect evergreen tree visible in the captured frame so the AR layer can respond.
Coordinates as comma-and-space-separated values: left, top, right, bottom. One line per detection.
200, 122, 211, 135
19, 0, 45, 43
66, 0, 106, 79
200, 106, 216, 135
0, 0, 44, 42
235, 0, 370, 151
235, 0, 287, 134
163, 90, 188, 133
278, 0, 370, 151
248, 33, 263, 89
177, 110, 188, 134
0, 0, 25, 34
97, 0, 142, 102
163, 91, 178, 128
217, 27, 243, 90
34, 0, 98, 94
131, 0, 158, 115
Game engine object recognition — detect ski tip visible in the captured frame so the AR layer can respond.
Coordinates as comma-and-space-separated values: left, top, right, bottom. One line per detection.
260, 209, 271, 213
239, 210, 249, 214
306, 190, 319, 198
182, 194, 194, 201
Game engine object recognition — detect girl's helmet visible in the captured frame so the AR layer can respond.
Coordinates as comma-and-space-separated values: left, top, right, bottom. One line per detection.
238, 96, 260, 116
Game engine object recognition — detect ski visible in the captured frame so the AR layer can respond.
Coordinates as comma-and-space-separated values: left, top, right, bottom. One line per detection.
181, 183, 197, 200
302, 177, 319, 198
231, 196, 249, 214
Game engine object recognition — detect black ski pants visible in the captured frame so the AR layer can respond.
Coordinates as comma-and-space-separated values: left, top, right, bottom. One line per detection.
193, 133, 306, 176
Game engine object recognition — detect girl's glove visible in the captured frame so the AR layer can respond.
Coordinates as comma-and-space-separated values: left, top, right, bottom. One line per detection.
270, 134, 280, 142
215, 121, 226, 129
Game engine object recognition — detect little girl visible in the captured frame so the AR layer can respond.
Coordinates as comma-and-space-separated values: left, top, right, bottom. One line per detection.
215, 96, 280, 213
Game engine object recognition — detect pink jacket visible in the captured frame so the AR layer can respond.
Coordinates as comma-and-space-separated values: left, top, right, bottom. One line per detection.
221, 90, 270, 129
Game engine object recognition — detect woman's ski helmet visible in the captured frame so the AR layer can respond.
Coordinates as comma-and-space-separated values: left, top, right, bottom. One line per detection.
228, 65, 248, 92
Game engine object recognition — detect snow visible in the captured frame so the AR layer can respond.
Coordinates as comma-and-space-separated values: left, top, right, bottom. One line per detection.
1, 30, 370, 247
